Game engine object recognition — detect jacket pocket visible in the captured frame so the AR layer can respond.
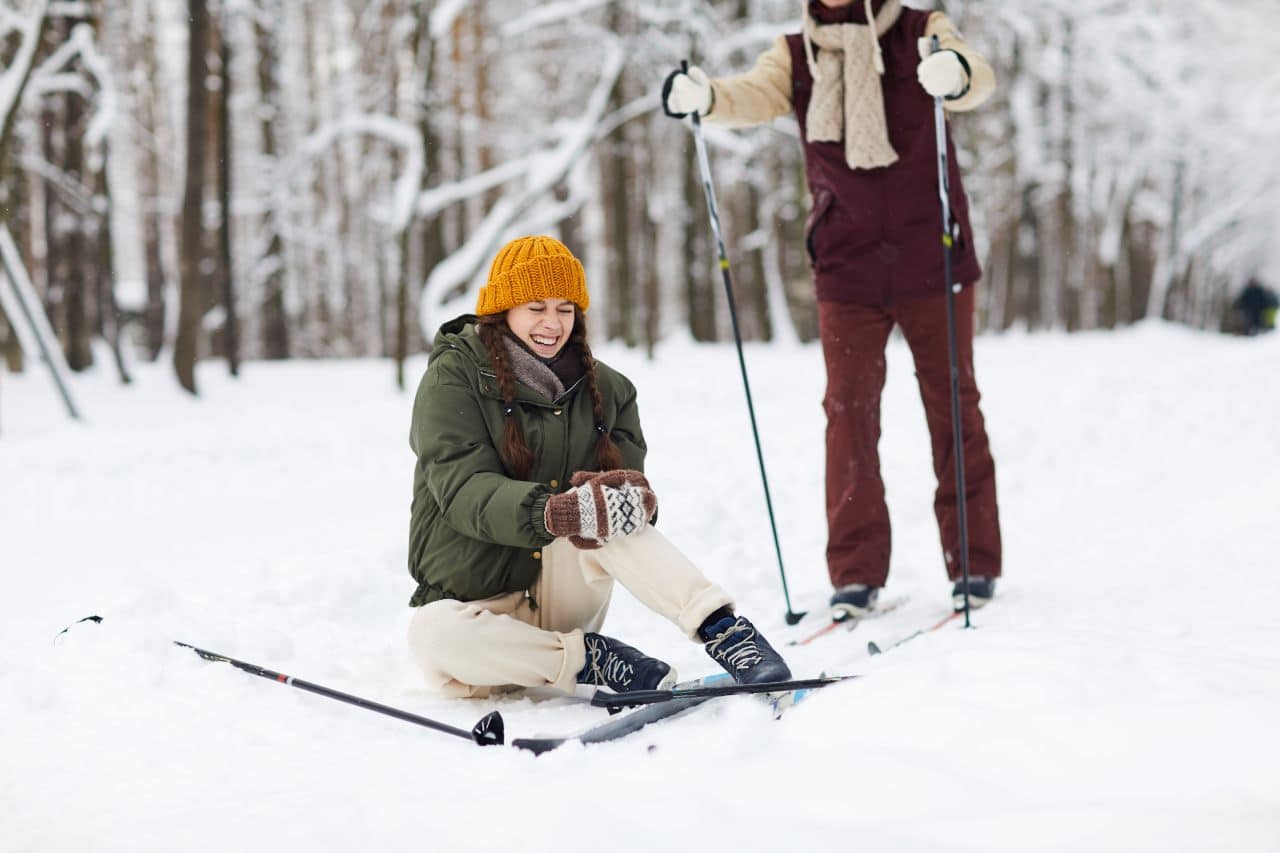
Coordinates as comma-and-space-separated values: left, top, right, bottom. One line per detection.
805, 188, 835, 266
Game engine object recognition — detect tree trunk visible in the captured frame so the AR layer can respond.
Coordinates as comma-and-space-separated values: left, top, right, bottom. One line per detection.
602, 3, 633, 345
135, 0, 168, 359
605, 130, 633, 344
175, 0, 211, 393
94, 162, 132, 384
685, 136, 715, 342
217, 3, 238, 376
400, 0, 440, 383
255, 3, 289, 359
642, 149, 660, 358
0, 8, 50, 186
63, 81, 92, 371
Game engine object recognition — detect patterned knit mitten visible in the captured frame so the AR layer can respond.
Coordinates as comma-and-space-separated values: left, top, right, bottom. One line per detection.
544, 469, 657, 548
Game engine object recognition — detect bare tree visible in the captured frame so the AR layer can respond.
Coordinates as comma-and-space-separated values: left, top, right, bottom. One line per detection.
215, 0, 238, 375
174, 0, 211, 393
253, 0, 289, 360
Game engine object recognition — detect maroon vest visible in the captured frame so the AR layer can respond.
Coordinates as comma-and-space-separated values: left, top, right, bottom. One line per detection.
786, 9, 981, 306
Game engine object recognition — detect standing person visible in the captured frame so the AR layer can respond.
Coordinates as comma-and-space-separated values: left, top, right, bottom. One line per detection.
406, 235, 791, 698
1233, 278, 1278, 336
661, 0, 1002, 618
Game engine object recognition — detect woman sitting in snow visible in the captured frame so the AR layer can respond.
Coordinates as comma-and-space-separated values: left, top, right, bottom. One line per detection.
405, 235, 791, 698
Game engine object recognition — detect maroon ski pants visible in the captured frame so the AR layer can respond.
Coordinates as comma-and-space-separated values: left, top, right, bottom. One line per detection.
817, 286, 1002, 589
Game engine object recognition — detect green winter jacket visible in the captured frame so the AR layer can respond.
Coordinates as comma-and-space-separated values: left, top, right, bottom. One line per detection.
407, 315, 647, 607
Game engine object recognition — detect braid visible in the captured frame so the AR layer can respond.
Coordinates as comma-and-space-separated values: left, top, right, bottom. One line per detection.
573, 311, 623, 472
476, 317, 535, 479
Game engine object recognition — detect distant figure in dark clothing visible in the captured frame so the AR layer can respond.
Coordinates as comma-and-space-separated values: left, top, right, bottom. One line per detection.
1233, 279, 1278, 336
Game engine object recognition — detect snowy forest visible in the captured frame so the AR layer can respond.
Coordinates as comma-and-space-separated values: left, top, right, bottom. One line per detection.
5, 3, 1280, 846
1, 0, 1277, 394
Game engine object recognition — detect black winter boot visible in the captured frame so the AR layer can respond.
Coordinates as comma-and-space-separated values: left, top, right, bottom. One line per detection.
577, 633, 676, 693
700, 615, 792, 685
829, 584, 880, 622
951, 577, 997, 611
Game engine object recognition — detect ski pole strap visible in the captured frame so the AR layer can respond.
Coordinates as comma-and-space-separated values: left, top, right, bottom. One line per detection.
590, 674, 858, 709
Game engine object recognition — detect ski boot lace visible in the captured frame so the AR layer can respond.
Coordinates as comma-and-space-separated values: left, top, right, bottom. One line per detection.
707, 618, 764, 672
583, 636, 635, 689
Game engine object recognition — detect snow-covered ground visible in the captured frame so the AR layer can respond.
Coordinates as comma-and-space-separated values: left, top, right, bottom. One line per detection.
2, 321, 1277, 852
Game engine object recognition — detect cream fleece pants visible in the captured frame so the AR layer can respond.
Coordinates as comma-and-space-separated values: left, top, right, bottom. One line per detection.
406, 525, 733, 698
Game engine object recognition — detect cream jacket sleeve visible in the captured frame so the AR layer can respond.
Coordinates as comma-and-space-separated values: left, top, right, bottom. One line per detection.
924, 12, 996, 112
704, 36, 794, 128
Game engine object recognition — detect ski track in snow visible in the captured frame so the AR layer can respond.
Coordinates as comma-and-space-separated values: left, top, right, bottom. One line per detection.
2, 321, 1278, 851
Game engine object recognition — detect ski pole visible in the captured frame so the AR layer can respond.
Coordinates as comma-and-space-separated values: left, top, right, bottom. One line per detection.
55, 617, 503, 745
173, 641, 505, 746
590, 673, 858, 709
930, 36, 973, 628
683, 61, 805, 626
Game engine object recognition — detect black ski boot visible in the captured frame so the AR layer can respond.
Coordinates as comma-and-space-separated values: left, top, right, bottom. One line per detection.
578, 633, 676, 693
951, 577, 997, 611
701, 615, 792, 685
830, 583, 880, 622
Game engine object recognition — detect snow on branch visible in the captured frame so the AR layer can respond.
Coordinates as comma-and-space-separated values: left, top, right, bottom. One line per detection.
0, 0, 49, 135
46, 1, 88, 16
418, 38, 625, 336
69, 22, 117, 151
15, 149, 93, 211
501, 0, 610, 38
27, 72, 90, 100
21, 23, 115, 155
413, 92, 652, 256
288, 113, 424, 231
416, 154, 536, 220
428, 0, 467, 39
0, 4, 25, 30
1178, 183, 1273, 265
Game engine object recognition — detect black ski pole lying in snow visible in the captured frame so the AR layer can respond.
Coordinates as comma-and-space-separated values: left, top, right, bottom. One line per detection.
683, 60, 805, 627
174, 641, 504, 746
589, 674, 859, 710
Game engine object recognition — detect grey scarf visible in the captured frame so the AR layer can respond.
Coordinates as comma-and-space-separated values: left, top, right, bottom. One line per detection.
501, 335, 566, 402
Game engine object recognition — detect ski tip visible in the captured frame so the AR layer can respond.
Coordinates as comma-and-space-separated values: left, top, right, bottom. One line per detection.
54, 614, 103, 642
510, 736, 566, 756
867, 641, 882, 655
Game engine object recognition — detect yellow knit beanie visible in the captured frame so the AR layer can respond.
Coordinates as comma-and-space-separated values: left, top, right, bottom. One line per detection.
475, 235, 589, 315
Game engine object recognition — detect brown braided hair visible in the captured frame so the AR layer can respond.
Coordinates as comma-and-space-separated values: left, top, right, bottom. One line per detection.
476, 310, 622, 479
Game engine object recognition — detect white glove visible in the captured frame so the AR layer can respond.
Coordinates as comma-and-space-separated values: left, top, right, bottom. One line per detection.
663, 66, 713, 117
917, 50, 967, 98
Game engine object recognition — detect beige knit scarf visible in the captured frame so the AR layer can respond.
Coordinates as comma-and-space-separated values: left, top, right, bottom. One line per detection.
802, 0, 902, 169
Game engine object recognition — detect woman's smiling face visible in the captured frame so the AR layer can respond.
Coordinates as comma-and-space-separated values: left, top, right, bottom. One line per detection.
505, 298, 576, 358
